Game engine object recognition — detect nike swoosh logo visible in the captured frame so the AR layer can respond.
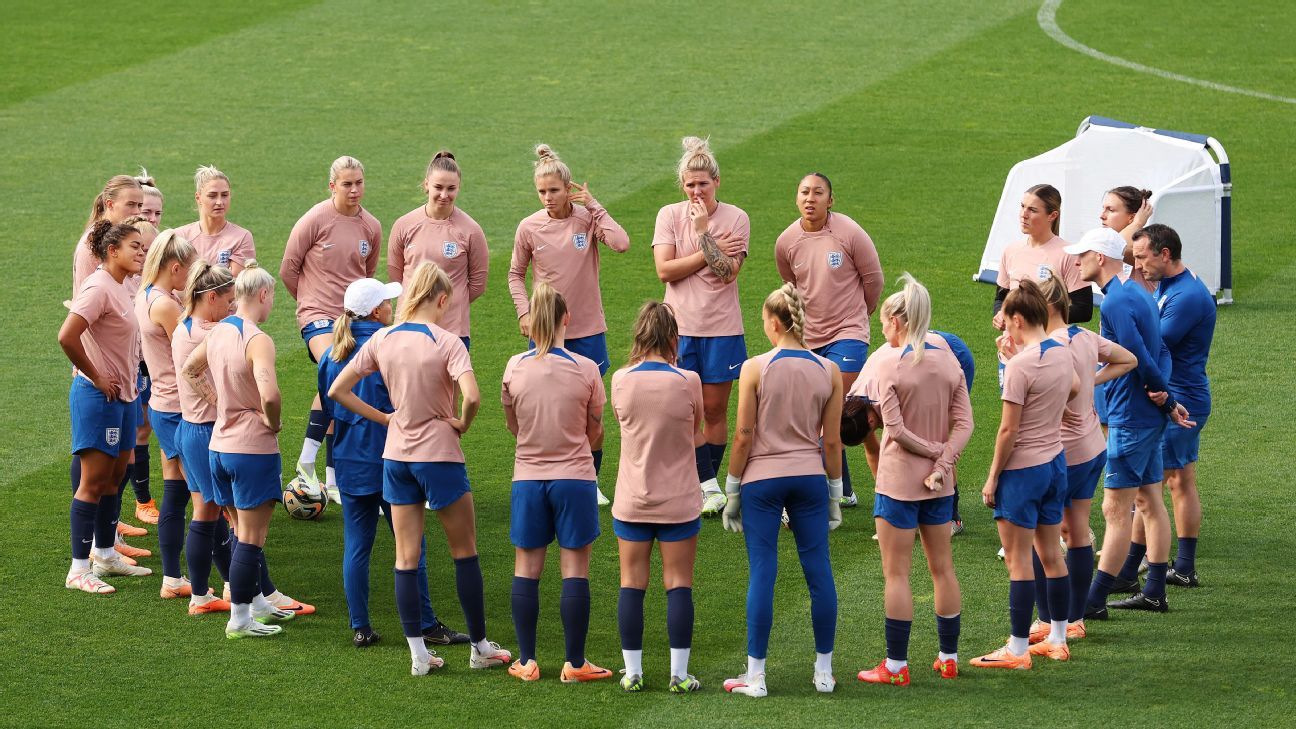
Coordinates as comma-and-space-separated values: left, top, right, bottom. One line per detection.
81, 538, 92, 544
841, 358, 855, 362
729, 363, 741, 370
535, 245, 548, 251
596, 361, 607, 367
794, 262, 804, 268
321, 244, 333, 249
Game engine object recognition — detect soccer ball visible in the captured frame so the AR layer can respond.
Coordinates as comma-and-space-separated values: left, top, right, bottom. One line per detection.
282, 475, 328, 520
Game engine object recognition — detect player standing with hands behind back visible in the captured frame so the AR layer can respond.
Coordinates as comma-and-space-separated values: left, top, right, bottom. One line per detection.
652, 137, 749, 516
509, 144, 630, 505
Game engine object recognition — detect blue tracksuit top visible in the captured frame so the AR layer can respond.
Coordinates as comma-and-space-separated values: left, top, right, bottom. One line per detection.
318, 320, 391, 494
1154, 268, 1216, 417
1099, 275, 1172, 428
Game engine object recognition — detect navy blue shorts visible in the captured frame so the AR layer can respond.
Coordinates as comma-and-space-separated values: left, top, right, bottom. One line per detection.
178, 420, 218, 500
69, 377, 138, 456
301, 318, 335, 361
138, 372, 151, 421
993, 452, 1067, 529
510, 479, 601, 549
1065, 452, 1106, 504
872, 493, 954, 529
1162, 415, 1207, 470
383, 460, 471, 509
149, 408, 183, 460
677, 334, 747, 384
210, 451, 282, 510
460, 336, 471, 351
1106, 423, 1166, 489
812, 339, 868, 373
1094, 378, 1109, 425
565, 333, 609, 375
612, 517, 702, 543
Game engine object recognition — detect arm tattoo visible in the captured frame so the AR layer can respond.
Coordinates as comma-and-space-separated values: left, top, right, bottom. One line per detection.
194, 375, 218, 406
699, 231, 734, 281
254, 366, 273, 384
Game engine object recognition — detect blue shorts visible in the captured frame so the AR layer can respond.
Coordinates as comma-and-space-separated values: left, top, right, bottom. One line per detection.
677, 334, 748, 384
510, 479, 601, 549
872, 493, 954, 529
1162, 415, 1207, 470
565, 333, 609, 376
1094, 379, 1109, 425
301, 318, 335, 361
993, 453, 1067, 529
812, 339, 868, 373
460, 336, 471, 351
613, 517, 702, 543
69, 377, 138, 456
138, 372, 151, 421
384, 460, 471, 509
1065, 452, 1107, 504
178, 420, 218, 500
210, 451, 282, 510
1105, 423, 1166, 489
149, 408, 183, 459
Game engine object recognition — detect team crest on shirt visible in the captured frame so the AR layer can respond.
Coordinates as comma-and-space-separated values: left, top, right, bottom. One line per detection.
827, 251, 843, 269
1037, 263, 1053, 281
218, 249, 232, 267
572, 233, 589, 251
359, 239, 371, 256
442, 241, 459, 259
105, 428, 120, 447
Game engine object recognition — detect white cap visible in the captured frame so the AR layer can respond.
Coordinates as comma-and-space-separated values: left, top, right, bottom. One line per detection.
1064, 227, 1127, 258
344, 278, 402, 316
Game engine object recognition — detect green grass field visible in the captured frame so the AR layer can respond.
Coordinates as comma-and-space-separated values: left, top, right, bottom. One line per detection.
2, 1, 1294, 725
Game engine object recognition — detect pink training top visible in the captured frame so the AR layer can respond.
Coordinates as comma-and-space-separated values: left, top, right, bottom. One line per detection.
852, 341, 972, 501
610, 361, 704, 524
347, 322, 472, 462
280, 200, 382, 329
387, 206, 489, 338
742, 348, 836, 484
996, 236, 1085, 293
1051, 325, 1112, 466
500, 347, 604, 481
174, 220, 255, 270
72, 232, 99, 296
70, 269, 141, 402
173, 317, 217, 423
1000, 338, 1072, 470
774, 212, 884, 348
134, 284, 182, 413
207, 316, 278, 455
652, 200, 750, 337
508, 202, 630, 340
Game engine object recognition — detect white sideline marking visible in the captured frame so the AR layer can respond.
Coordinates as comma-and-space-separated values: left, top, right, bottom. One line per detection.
1038, 0, 1296, 106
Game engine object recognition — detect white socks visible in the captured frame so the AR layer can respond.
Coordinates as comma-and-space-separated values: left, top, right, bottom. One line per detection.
885, 658, 907, 673
473, 638, 494, 654
93, 547, 115, 561
229, 602, 251, 628
700, 478, 721, 496
1049, 619, 1068, 644
252, 593, 273, 613
939, 651, 958, 662
325, 466, 337, 488
815, 651, 833, 673
407, 636, 431, 663
670, 648, 690, 678
1007, 635, 1030, 655
747, 656, 766, 677
298, 439, 321, 467
71, 558, 90, 573
623, 649, 643, 676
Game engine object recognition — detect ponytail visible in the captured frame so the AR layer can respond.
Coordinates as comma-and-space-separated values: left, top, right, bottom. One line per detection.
85, 175, 142, 229
135, 167, 162, 202
1003, 278, 1050, 329
423, 150, 461, 186
1037, 271, 1070, 323
628, 300, 679, 364
140, 229, 196, 287
1026, 183, 1062, 235
234, 259, 274, 300
880, 273, 932, 361
85, 219, 137, 262
330, 155, 364, 184
397, 261, 453, 323
330, 310, 358, 362
528, 282, 568, 358
533, 144, 572, 185
181, 260, 235, 321
1107, 185, 1152, 215
762, 282, 807, 347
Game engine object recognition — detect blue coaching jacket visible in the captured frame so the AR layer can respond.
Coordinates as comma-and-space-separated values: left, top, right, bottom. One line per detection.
318, 320, 391, 495
1099, 276, 1173, 428
1155, 269, 1216, 418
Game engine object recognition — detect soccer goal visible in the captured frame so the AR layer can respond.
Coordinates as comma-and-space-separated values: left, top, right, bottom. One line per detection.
975, 115, 1233, 303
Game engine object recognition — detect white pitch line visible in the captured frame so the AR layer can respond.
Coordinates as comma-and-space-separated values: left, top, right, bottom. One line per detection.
1038, 0, 1296, 105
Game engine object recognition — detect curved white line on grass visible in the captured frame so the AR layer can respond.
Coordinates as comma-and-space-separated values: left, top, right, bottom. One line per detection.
1039, 0, 1296, 105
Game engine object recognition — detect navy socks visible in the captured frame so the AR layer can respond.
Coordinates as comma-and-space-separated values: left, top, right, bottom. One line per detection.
1088, 569, 1116, 609
618, 587, 645, 652
936, 613, 960, 655
512, 576, 541, 663
1008, 579, 1034, 639
229, 542, 262, 604
305, 409, 328, 443
840, 452, 853, 498
212, 516, 233, 582
592, 450, 603, 476
157, 479, 189, 578
132, 444, 151, 503
1066, 545, 1094, 622
1046, 576, 1070, 626
70, 498, 97, 559
93, 482, 123, 550
560, 577, 591, 667
394, 567, 422, 637
455, 555, 487, 643
186, 519, 216, 596
694, 445, 716, 483
259, 550, 276, 596
708, 443, 726, 477
1032, 549, 1050, 622
1144, 562, 1168, 599
1117, 541, 1147, 582
884, 617, 912, 662
1174, 537, 1198, 574
666, 587, 693, 649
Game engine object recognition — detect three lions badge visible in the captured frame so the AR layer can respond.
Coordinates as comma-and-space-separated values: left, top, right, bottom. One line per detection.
106, 428, 120, 447
572, 233, 588, 251
827, 251, 844, 269
359, 239, 371, 257
443, 241, 459, 259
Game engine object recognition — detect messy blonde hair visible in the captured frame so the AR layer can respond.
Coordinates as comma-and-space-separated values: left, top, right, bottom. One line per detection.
677, 136, 720, 186
533, 144, 571, 185
628, 300, 678, 365
234, 259, 274, 300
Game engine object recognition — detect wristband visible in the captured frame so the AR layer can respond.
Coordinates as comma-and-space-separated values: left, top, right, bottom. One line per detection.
828, 478, 844, 501
1159, 398, 1179, 416
724, 474, 742, 495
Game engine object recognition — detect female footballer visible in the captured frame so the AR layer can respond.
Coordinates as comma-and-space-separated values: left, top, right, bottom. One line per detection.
853, 275, 972, 686
974, 279, 1079, 669
774, 173, 883, 507
992, 184, 1092, 328
387, 151, 488, 348
651, 137, 749, 516
328, 262, 511, 677
137, 169, 164, 227
610, 301, 706, 693
175, 165, 257, 275
501, 283, 610, 684
721, 283, 844, 698
507, 144, 630, 505
281, 156, 382, 501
